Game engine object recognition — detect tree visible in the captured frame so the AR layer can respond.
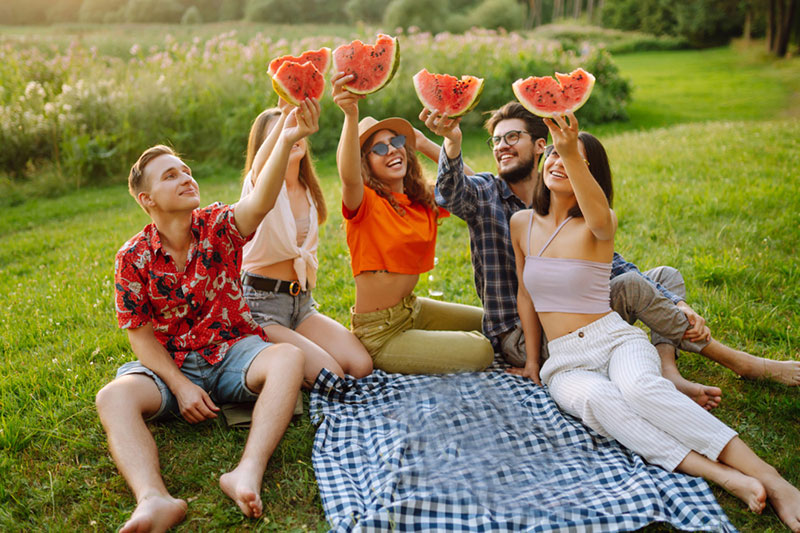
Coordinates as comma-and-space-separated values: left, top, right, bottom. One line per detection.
767, 0, 799, 56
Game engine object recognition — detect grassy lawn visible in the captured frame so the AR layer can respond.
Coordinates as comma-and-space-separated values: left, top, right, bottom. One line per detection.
1, 41, 799, 532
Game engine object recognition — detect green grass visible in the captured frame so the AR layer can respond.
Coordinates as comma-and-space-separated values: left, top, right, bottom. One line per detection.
1, 41, 799, 532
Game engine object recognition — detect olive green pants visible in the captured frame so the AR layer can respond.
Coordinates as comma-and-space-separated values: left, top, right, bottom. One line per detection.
351, 293, 494, 374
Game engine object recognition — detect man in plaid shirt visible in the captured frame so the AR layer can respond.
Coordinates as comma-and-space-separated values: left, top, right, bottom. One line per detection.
421, 102, 799, 408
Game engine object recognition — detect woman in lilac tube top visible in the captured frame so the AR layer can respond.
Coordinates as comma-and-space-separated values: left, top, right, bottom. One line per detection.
508, 111, 800, 530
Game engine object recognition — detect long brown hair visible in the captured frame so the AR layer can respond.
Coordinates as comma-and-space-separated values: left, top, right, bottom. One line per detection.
244, 108, 328, 223
533, 132, 613, 218
359, 130, 439, 218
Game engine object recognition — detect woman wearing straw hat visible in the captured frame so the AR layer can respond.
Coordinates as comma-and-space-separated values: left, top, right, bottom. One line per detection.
331, 72, 494, 374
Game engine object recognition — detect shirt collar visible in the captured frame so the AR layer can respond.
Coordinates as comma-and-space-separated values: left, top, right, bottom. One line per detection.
145, 212, 201, 255
497, 176, 528, 208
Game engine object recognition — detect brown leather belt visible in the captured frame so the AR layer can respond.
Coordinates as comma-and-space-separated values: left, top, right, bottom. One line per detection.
242, 274, 303, 296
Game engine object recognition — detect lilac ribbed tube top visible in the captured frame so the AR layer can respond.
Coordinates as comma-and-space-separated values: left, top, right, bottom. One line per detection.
522, 214, 612, 314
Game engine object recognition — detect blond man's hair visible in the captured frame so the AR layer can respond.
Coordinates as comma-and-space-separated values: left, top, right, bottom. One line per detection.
128, 145, 177, 209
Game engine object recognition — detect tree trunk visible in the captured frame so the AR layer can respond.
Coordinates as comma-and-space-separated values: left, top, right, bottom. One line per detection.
767, 0, 777, 52
743, 7, 751, 41
553, 0, 563, 20
776, 0, 798, 56
525, 0, 541, 29
573, 0, 582, 19
587, 0, 595, 23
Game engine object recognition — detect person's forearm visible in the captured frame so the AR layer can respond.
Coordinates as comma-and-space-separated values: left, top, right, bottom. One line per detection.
251, 113, 288, 183
128, 328, 192, 393
337, 113, 364, 210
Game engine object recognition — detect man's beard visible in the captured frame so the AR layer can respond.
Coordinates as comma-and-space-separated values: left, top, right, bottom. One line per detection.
498, 153, 536, 184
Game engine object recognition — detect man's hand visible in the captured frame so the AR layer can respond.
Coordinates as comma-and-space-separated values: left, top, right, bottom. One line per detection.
419, 108, 462, 144
173, 381, 219, 423
677, 301, 711, 343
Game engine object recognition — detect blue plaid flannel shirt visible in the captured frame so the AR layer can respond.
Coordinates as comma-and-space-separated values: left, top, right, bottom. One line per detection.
436, 150, 681, 350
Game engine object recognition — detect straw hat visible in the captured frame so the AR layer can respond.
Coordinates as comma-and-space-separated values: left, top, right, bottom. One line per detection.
357, 116, 416, 151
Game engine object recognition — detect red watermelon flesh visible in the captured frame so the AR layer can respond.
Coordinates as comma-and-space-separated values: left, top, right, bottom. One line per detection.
332, 34, 399, 95
271, 61, 325, 106
512, 68, 596, 118
268, 47, 331, 78
413, 69, 484, 118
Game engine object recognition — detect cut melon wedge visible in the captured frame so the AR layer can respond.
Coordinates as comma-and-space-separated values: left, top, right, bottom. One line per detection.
268, 48, 331, 78
413, 69, 484, 118
332, 34, 399, 95
512, 68, 595, 118
271, 61, 325, 106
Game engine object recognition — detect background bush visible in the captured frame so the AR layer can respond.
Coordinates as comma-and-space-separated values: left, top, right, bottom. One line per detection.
0, 28, 630, 190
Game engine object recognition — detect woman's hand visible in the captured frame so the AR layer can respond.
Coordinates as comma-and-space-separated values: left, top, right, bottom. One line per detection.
507, 361, 543, 386
419, 108, 462, 144
278, 96, 292, 117
543, 111, 580, 160
331, 72, 364, 117
283, 98, 320, 144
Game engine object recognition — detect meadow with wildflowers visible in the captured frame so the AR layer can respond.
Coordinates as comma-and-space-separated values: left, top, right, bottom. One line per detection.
1, 23, 799, 532
1, 25, 630, 200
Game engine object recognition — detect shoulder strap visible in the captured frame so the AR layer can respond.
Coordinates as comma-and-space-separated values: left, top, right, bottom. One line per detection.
525, 210, 535, 256
536, 216, 573, 257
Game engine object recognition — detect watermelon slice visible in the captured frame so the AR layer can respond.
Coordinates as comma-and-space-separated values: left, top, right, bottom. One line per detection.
413, 69, 484, 118
271, 61, 325, 106
268, 47, 331, 78
332, 34, 399, 95
512, 68, 596, 118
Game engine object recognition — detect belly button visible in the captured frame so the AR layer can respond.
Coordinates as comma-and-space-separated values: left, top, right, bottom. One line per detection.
578, 331, 584, 338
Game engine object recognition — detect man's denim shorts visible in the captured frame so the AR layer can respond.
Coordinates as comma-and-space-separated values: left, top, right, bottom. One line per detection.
114, 335, 271, 421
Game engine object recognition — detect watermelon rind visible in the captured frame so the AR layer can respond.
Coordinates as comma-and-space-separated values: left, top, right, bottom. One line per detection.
333, 34, 399, 96
271, 61, 325, 107
413, 68, 484, 119
268, 47, 331, 78
512, 68, 596, 118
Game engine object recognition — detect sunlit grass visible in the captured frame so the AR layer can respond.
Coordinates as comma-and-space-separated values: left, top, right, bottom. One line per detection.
1, 42, 799, 532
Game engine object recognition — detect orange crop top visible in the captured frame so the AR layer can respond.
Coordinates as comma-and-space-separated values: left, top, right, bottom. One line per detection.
343, 185, 448, 276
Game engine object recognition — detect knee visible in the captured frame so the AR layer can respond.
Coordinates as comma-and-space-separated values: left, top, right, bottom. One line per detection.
95, 379, 147, 420
262, 343, 305, 382
348, 355, 373, 379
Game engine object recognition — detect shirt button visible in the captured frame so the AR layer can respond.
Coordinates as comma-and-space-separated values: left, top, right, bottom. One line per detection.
578, 331, 584, 338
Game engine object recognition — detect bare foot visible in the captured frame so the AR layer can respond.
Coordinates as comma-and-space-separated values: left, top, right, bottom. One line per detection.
219, 463, 263, 518
720, 470, 767, 514
663, 369, 722, 410
120, 494, 187, 533
765, 476, 800, 532
753, 359, 800, 386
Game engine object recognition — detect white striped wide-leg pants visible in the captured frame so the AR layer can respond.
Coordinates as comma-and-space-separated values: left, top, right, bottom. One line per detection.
540, 312, 737, 471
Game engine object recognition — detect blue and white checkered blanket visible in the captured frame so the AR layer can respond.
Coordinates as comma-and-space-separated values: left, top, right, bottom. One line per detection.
310, 368, 737, 532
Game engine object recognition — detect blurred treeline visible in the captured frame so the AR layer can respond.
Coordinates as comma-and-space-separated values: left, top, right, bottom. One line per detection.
3, 0, 798, 53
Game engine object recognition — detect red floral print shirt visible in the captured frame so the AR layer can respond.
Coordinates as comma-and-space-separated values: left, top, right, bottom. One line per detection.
114, 203, 267, 367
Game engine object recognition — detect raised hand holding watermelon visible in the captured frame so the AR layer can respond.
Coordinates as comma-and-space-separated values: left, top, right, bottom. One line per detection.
331, 72, 365, 118
282, 98, 321, 145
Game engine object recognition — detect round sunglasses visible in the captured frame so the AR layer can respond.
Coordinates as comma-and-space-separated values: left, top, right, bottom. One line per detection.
369, 134, 406, 156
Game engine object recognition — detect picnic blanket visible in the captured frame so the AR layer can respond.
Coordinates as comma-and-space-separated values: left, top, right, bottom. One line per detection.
310, 368, 737, 532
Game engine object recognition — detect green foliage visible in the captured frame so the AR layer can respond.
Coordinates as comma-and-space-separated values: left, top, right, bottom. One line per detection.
218, 0, 245, 20
383, 0, 451, 34
78, 0, 128, 23
0, 27, 631, 191
345, 0, 387, 23
181, 5, 203, 24
245, 0, 348, 23
125, 0, 185, 23
458, 0, 527, 32
532, 23, 689, 54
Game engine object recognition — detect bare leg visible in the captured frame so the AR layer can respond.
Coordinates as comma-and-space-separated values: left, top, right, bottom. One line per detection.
656, 343, 721, 410
219, 343, 304, 518
677, 450, 766, 513
296, 313, 373, 378
95, 375, 187, 533
265, 323, 345, 386
700, 340, 800, 386
718, 437, 800, 532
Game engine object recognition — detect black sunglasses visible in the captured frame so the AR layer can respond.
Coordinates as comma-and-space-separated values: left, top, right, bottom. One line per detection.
370, 135, 406, 156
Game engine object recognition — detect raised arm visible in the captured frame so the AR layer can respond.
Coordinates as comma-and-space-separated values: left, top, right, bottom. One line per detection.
414, 113, 475, 175
127, 324, 219, 423
235, 98, 320, 237
249, 99, 292, 186
507, 209, 542, 385
332, 72, 365, 212
545, 112, 616, 241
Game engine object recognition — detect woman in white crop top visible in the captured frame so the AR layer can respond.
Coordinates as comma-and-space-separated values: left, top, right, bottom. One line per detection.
509, 112, 800, 528
240, 102, 372, 385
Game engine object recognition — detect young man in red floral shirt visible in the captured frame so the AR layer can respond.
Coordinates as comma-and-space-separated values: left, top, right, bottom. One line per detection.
96, 100, 320, 532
